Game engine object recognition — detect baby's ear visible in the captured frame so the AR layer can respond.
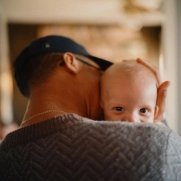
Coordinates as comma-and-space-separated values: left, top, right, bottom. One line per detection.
154, 105, 159, 118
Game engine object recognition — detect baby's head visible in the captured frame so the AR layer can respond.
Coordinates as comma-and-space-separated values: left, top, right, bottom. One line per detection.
101, 60, 158, 123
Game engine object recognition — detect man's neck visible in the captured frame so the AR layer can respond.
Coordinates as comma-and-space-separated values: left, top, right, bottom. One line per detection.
21, 88, 87, 127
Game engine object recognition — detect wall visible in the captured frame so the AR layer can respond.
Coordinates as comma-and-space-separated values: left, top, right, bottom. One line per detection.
0, 5, 13, 125
162, 0, 179, 133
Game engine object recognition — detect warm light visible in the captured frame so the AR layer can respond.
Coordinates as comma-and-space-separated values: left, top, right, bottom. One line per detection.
0, 71, 13, 124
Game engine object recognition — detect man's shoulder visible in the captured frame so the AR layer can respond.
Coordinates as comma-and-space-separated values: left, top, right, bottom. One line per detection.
1, 114, 181, 180
0, 113, 178, 151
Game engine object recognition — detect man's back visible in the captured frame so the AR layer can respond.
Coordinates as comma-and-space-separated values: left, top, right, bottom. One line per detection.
1, 114, 181, 181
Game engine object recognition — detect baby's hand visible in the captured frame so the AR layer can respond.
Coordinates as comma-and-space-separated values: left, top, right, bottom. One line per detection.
137, 58, 170, 123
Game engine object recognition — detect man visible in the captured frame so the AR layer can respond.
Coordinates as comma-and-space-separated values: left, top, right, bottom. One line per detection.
1, 35, 180, 181
14, 35, 112, 126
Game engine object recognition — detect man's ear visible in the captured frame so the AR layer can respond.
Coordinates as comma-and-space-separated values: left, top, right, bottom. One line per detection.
62, 52, 80, 74
154, 105, 159, 118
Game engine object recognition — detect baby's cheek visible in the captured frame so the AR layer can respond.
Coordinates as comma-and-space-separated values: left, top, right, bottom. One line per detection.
105, 113, 123, 121
104, 114, 115, 121
104, 111, 116, 121
103, 111, 111, 121
145, 115, 154, 123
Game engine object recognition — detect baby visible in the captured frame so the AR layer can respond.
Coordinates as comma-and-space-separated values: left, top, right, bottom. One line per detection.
101, 60, 159, 123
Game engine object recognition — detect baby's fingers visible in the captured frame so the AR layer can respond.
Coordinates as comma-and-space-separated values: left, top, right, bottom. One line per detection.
137, 58, 161, 86
155, 81, 170, 122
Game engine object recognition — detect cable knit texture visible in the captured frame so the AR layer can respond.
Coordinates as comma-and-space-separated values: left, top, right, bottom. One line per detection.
0, 114, 181, 181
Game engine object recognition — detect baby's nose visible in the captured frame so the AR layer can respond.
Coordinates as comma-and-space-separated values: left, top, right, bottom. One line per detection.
124, 113, 140, 123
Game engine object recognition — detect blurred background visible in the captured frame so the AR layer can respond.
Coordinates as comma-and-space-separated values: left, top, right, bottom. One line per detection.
0, 0, 181, 139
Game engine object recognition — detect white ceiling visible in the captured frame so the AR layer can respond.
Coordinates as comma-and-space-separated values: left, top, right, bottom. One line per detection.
0, 0, 164, 27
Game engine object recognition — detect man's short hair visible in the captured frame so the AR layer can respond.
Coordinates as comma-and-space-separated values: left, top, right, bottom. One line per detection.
14, 53, 62, 97
14, 35, 113, 97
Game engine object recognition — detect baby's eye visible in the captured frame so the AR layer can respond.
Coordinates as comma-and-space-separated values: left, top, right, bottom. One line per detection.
140, 108, 149, 113
114, 107, 123, 111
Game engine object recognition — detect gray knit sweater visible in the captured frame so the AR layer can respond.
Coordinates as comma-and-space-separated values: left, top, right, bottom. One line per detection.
0, 114, 181, 181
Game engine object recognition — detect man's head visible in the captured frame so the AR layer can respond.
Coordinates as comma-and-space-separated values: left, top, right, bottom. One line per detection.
14, 35, 112, 97
101, 60, 158, 123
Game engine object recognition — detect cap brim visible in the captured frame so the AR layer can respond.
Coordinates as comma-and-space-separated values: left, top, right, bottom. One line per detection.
85, 55, 113, 71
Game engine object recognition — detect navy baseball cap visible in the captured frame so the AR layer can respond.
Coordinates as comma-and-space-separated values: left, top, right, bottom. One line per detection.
14, 35, 113, 73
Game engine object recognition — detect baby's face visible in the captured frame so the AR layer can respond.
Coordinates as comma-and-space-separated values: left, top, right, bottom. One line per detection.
101, 61, 158, 123
101, 81, 157, 123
